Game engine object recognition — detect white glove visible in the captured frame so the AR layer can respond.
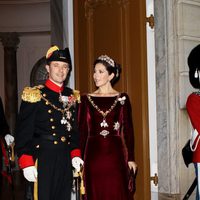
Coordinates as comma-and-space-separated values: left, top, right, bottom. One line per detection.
72, 157, 84, 172
23, 166, 38, 182
4, 134, 14, 146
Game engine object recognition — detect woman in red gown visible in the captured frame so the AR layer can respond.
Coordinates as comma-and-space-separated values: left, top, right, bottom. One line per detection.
78, 55, 137, 200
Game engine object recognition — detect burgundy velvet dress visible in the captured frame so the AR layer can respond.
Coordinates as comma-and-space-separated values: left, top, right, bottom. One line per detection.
79, 93, 135, 200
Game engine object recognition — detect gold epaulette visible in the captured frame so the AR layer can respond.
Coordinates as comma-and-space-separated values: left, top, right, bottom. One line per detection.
73, 90, 81, 103
21, 85, 43, 103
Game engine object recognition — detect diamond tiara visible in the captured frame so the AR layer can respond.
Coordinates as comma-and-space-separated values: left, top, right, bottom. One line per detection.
98, 55, 115, 67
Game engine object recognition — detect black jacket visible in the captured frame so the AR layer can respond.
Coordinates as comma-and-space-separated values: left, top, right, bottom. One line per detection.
0, 97, 10, 137
15, 85, 80, 159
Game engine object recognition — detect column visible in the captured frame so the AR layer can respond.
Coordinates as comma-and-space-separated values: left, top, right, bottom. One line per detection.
0, 32, 20, 134
50, 0, 63, 48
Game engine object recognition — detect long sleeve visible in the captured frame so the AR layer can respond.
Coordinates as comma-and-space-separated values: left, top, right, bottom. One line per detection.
15, 100, 39, 168
15, 100, 38, 158
78, 95, 89, 158
122, 93, 135, 161
70, 102, 81, 158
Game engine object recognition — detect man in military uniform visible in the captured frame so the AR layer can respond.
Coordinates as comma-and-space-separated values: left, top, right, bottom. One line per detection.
15, 46, 83, 200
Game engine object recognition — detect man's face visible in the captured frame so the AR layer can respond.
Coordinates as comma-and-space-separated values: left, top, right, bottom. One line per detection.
46, 61, 70, 85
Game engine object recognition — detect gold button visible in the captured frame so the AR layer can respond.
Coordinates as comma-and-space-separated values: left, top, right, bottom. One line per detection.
35, 145, 40, 148
48, 110, 52, 113
52, 133, 56, 136
51, 126, 55, 129
54, 141, 58, 145
68, 142, 70, 145
43, 93, 47, 97
50, 118, 54, 122
61, 136, 66, 142
45, 101, 49, 105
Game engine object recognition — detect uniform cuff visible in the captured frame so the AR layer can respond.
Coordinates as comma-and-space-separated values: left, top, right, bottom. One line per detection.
18, 154, 34, 169
70, 149, 81, 158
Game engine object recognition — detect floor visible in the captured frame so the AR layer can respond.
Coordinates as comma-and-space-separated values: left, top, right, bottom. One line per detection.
0, 170, 80, 200
0, 170, 25, 200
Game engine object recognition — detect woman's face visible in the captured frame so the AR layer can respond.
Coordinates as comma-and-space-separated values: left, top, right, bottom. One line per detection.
93, 63, 113, 87
46, 61, 69, 85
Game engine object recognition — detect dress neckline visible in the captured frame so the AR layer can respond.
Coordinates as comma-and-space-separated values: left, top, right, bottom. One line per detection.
88, 93, 121, 98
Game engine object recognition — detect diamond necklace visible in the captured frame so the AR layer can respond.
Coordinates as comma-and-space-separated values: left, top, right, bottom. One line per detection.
87, 94, 120, 127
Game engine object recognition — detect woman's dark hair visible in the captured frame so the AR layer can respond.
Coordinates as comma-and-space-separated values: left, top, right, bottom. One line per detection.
94, 55, 121, 85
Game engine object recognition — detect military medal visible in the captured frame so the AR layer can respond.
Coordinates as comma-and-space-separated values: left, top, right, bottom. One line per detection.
41, 92, 77, 130
66, 121, 72, 131
61, 116, 67, 124
59, 93, 73, 126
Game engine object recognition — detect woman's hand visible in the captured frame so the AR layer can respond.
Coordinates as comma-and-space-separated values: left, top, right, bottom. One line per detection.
128, 161, 137, 174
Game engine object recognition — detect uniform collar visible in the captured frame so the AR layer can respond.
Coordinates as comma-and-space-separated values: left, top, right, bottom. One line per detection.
45, 79, 64, 93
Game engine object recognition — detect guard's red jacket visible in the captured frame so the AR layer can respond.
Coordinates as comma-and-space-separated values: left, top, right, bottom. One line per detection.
186, 92, 200, 162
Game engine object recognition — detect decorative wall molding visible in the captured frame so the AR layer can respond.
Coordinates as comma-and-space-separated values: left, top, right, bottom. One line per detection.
117, 0, 130, 7
84, 0, 130, 18
0, 0, 49, 5
177, 0, 200, 109
85, 0, 112, 18
178, 0, 200, 6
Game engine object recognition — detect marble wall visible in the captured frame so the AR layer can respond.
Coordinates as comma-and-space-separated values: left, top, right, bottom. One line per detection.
155, 0, 200, 199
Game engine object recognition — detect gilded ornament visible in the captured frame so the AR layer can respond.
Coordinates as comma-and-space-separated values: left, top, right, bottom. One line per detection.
21, 86, 42, 103
73, 90, 81, 103
61, 136, 66, 142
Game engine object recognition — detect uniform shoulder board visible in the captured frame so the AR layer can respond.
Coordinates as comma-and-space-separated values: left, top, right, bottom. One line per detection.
22, 85, 43, 103
73, 90, 81, 103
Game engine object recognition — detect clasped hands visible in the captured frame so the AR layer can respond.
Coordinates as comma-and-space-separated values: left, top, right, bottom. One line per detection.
22, 157, 84, 182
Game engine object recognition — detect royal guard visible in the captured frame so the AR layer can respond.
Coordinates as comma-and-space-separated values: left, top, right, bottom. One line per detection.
186, 44, 200, 199
15, 46, 83, 200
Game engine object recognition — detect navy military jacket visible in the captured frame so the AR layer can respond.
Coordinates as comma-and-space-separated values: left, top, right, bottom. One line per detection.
15, 81, 81, 168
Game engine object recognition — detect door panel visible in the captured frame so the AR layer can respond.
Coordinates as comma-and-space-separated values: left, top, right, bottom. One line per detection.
74, 1, 150, 199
